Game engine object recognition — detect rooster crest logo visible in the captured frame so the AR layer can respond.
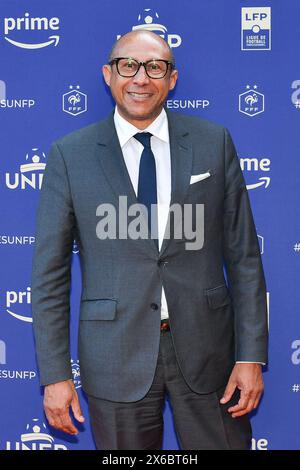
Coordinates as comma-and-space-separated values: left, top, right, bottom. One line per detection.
239, 85, 264, 117
62, 85, 87, 116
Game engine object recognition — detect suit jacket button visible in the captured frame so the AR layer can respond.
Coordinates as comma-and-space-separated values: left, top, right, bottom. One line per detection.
158, 259, 168, 267
150, 303, 159, 310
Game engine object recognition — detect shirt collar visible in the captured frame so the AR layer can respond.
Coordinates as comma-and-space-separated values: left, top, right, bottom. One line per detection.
114, 105, 169, 148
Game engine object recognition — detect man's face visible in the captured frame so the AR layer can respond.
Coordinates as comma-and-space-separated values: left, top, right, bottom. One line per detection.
102, 34, 178, 128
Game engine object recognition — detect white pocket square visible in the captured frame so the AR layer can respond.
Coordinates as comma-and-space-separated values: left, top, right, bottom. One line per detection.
190, 171, 211, 185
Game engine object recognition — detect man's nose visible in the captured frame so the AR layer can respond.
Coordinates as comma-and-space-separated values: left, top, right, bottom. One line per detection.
132, 65, 150, 85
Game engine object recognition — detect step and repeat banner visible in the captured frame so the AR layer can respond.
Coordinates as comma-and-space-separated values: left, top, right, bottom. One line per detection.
0, 0, 299, 450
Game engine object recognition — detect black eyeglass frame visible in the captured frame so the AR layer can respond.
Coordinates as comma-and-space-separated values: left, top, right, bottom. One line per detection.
108, 57, 175, 79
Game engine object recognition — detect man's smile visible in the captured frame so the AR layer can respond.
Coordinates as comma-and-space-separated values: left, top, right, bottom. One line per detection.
127, 91, 154, 101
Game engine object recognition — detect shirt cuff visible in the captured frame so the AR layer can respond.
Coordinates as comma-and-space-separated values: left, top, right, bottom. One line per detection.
236, 361, 266, 365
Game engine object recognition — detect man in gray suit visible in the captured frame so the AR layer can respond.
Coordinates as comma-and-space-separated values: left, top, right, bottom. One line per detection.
31, 30, 268, 450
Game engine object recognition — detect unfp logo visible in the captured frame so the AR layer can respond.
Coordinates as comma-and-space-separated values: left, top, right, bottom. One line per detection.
3, 12, 60, 49
119, 8, 182, 48
241, 7, 271, 51
5, 147, 46, 190
5, 418, 67, 450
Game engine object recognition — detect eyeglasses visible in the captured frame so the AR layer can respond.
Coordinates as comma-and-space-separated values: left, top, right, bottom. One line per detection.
108, 57, 174, 79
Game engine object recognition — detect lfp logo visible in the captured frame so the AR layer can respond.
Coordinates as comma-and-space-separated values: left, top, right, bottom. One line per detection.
3, 12, 60, 49
241, 7, 271, 51
119, 8, 182, 48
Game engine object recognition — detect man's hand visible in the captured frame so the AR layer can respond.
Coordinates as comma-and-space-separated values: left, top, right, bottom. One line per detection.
220, 363, 264, 418
44, 379, 85, 435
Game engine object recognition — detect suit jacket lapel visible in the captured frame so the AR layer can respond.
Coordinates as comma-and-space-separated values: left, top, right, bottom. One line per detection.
95, 111, 138, 209
95, 111, 158, 254
94, 109, 194, 257
159, 108, 194, 257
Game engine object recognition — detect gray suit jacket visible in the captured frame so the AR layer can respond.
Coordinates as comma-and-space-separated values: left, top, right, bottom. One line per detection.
31, 108, 268, 402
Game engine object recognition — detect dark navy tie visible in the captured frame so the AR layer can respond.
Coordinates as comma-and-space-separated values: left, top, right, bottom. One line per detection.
134, 132, 158, 248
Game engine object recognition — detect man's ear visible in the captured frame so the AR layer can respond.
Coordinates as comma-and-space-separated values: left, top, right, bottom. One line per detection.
102, 64, 111, 87
168, 69, 178, 91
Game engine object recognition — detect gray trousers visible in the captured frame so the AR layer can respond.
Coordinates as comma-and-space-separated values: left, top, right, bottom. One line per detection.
86, 327, 252, 450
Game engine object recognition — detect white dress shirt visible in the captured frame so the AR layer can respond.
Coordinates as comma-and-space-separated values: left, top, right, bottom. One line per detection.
113, 105, 264, 366
114, 105, 170, 320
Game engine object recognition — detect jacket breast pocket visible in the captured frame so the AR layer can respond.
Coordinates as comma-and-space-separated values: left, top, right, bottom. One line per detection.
185, 170, 216, 202
204, 284, 231, 310
189, 169, 215, 188
80, 299, 117, 321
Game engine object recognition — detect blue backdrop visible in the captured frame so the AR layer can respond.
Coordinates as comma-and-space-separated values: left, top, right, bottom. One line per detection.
0, 0, 299, 450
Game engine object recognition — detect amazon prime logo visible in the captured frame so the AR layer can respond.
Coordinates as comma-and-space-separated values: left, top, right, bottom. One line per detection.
3, 12, 60, 49
5, 287, 32, 323
62, 85, 88, 116
239, 85, 264, 117
240, 157, 271, 191
251, 437, 269, 450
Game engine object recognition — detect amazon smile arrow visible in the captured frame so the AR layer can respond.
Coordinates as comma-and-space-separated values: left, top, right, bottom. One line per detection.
4, 35, 60, 49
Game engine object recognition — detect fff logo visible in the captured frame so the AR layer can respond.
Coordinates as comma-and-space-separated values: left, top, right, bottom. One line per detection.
62, 85, 87, 116
239, 85, 264, 117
